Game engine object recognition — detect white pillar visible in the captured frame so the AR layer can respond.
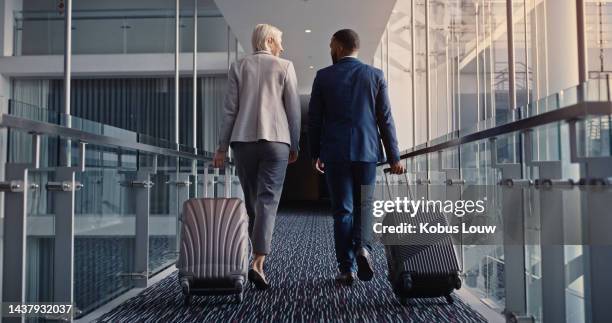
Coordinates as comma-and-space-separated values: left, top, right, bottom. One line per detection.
543, 1, 578, 95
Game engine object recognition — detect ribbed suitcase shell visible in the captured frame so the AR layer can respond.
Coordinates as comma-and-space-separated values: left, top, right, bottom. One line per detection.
177, 198, 249, 301
382, 172, 461, 304
384, 211, 460, 275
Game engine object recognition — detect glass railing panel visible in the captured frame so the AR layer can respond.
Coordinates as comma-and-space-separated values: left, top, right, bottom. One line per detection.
183, 10, 233, 54
459, 138, 506, 310
15, 11, 65, 55
441, 146, 460, 170
6, 100, 216, 158
576, 116, 612, 158
148, 155, 178, 275
73, 166, 136, 318
522, 120, 588, 323
585, 78, 611, 102
25, 168, 56, 308
494, 132, 520, 165
14, 9, 225, 56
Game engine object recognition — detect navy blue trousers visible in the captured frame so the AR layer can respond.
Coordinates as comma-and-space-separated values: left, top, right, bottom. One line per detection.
324, 162, 376, 273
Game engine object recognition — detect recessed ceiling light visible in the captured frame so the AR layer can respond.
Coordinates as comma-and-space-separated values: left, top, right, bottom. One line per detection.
305, 29, 312, 33
309, 66, 314, 69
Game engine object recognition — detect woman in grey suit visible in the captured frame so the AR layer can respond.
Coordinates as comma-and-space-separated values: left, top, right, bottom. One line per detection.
213, 24, 300, 290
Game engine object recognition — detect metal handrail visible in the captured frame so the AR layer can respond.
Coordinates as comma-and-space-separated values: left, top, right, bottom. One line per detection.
14, 8, 223, 21
391, 101, 612, 162
0, 113, 214, 162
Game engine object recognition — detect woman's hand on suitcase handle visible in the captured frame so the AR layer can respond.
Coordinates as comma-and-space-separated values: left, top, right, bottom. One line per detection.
212, 149, 226, 168
289, 150, 299, 164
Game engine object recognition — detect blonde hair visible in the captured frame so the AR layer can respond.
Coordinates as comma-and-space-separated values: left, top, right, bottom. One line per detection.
251, 24, 282, 52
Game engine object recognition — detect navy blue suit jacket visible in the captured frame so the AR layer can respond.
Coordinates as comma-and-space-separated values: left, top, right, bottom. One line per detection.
308, 57, 400, 163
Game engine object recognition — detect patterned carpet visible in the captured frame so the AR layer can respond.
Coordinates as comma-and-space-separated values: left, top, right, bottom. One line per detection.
96, 207, 486, 323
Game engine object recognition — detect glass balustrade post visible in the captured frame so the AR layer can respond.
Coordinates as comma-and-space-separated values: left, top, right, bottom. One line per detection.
168, 169, 190, 254
574, 130, 612, 323
213, 166, 220, 197
1, 164, 29, 318
2, 131, 42, 319
51, 167, 79, 319
132, 170, 153, 288
224, 165, 231, 198
202, 163, 209, 198
490, 134, 527, 319
523, 129, 567, 323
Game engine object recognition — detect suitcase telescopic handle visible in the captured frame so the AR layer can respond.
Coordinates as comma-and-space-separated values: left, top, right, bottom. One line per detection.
383, 167, 414, 200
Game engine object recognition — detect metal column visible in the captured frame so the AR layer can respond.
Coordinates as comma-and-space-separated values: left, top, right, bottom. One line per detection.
446, 34, 451, 134
488, 0, 496, 117
475, 2, 481, 121
576, 0, 587, 85
523, 0, 530, 105
63, 0, 72, 166
174, 0, 180, 147
411, 0, 416, 147
425, 0, 430, 142
506, 0, 517, 111
192, 0, 198, 197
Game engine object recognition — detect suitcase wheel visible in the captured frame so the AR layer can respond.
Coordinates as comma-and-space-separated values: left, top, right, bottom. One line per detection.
180, 278, 190, 295
452, 274, 462, 290
399, 297, 410, 306
234, 292, 243, 304
445, 295, 454, 304
399, 272, 413, 292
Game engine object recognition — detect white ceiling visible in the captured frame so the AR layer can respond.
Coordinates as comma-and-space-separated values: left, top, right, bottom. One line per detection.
214, 0, 397, 94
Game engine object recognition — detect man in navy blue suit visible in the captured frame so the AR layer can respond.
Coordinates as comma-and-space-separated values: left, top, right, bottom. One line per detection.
308, 29, 405, 285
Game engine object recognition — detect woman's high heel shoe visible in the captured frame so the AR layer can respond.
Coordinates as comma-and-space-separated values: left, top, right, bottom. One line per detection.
248, 269, 270, 290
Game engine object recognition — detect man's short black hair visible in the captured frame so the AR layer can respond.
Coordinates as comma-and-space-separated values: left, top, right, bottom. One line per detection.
332, 29, 360, 51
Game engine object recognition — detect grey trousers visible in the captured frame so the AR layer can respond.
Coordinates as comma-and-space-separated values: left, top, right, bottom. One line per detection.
232, 141, 289, 255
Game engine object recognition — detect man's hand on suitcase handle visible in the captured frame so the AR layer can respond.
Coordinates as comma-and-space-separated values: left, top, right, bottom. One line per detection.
386, 161, 406, 175
312, 158, 325, 174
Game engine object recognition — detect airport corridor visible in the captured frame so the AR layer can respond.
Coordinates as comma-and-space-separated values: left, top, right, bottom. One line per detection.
94, 207, 486, 323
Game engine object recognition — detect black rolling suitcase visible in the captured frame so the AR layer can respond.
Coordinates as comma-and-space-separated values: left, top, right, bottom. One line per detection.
382, 168, 461, 305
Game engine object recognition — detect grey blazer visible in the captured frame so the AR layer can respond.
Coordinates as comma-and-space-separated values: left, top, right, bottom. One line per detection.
218, 50, 301, 152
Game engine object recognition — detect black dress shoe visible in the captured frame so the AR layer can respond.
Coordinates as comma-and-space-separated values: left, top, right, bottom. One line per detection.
335, 272, 355, 286
356, 248, 374, 281
248, 269, 270, 290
